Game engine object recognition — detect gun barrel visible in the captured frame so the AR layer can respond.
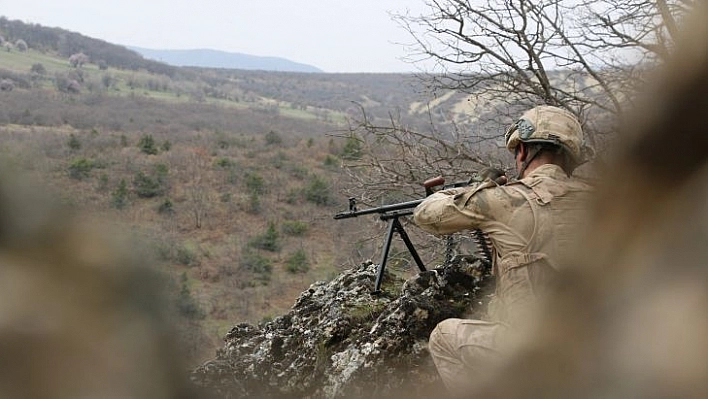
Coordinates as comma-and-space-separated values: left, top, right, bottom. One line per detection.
333, 199, 424, 219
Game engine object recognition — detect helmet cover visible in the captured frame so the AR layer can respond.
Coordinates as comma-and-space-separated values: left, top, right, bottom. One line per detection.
505, 105, 586, 163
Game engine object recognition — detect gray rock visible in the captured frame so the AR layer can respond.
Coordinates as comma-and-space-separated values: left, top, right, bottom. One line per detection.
192, 259, 493, 398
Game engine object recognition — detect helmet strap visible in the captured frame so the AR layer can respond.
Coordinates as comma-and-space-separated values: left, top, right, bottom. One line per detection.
516, 144, 542, 180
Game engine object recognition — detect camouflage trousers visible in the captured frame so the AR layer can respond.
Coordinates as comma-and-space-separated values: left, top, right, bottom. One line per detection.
428, 318, 507, 396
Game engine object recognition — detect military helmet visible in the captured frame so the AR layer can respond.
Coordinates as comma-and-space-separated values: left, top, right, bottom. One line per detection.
504, 105, 586, 163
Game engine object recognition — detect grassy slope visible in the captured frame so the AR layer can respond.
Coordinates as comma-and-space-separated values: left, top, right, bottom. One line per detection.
0, 48, 421, 365
1, 48, 350, 120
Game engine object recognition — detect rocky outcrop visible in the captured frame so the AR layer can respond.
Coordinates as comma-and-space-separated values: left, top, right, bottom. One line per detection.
191, 259, 493, 398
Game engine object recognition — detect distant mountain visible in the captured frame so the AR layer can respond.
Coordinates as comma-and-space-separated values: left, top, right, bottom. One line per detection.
129, 47, 323, 73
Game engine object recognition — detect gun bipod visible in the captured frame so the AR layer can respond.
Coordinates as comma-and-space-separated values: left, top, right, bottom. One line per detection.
372, 213, 426, 294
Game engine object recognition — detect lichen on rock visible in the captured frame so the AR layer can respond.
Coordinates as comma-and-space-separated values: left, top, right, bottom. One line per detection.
191, 258, 493, 398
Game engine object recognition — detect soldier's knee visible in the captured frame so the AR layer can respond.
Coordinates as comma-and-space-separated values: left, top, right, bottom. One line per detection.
430, 318, 456, 340
429, 318, 461, 356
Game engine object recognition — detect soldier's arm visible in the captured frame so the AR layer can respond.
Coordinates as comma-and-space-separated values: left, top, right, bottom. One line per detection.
413, 184, 495, 235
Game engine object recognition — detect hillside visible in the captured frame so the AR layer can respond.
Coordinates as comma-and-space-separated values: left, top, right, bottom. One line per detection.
0, 17, 476, 130
0, 16, 176, 75
0, 18, 461, 365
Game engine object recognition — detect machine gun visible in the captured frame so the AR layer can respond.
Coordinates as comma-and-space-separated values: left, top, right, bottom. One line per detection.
335, 168, 507, 293
334, 176, 471, 293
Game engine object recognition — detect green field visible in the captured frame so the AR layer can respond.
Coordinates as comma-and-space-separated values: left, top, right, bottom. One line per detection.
0, 47, 353, 123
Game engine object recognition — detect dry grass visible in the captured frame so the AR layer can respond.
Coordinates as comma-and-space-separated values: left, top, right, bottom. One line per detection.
0, 104, 368, 364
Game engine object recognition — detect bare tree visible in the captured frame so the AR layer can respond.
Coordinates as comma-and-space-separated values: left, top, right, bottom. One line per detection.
185, 147, 211, 229
337, 0, 695, 267
340, 105, 506, 205
395, 0, 693, 140
343, 0, 694, 195
0, 79, 14, 92
69, 52, 90, 68
14, 39, 27, 52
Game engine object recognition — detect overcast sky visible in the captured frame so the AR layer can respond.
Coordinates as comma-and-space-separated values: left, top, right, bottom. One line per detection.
0, 0, 434, 73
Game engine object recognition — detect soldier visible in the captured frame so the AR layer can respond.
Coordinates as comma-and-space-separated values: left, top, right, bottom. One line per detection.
413, 105, 593, 394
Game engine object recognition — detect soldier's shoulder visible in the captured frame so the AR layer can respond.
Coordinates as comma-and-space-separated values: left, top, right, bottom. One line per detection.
469, 181, 527, 209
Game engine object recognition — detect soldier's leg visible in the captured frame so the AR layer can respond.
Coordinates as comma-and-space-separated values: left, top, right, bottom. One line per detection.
428, 318, 504, 395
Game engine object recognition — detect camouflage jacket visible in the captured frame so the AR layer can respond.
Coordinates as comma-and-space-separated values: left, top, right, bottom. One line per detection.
413, 164, 592, 323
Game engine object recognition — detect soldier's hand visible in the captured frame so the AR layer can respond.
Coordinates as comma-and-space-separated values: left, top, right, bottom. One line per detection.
477, 167, 508, 185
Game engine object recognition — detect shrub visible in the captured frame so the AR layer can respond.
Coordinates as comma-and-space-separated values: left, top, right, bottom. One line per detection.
303, 175, 331, 206
153, 163, 169, 178
247, 193, 262, 214
97, 173, 109, 191
14, 39, 27, 52
176, 243, 199, 266
158, 198, 175, 215
30, 63, 46, 75
67, 157, 94, 180
67, 134, 81, 150
340, 136, 362, 160
285, 249, 310, 274
137, 134, 158, 155
69, 52, 89, 68
0, 70, 29, 89
244, 172, 265, 195
225, 170, 239, 185
55, 73, 82, 93
241, 251, 273, 274
102, 74, 115, 88
285, 189, 299, 205
133, 171, 165, 198
68, 80, 82, 93
282, 220, 309, 236
176, 272, 205, 320
66, 80, 81, 94
215, 157, 234, 169
264, 130, 283, 145
248, 222, 280, 252
271, 151, 287, 169
240, 250, 272, 285
289, 165, 309, 179
323, 155, 339, 168
111, 179, 129, 209
0, 79, 14, 92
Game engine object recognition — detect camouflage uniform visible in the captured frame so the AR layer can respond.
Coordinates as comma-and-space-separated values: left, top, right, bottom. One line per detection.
414, 163, 592, 393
